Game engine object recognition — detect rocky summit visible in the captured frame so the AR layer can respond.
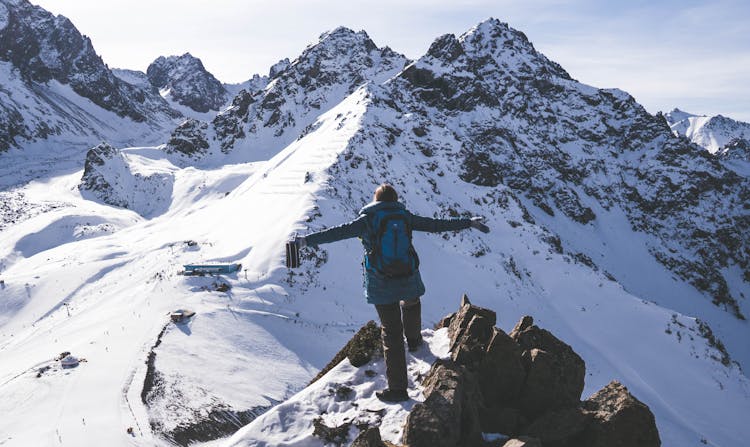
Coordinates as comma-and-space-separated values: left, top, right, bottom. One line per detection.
147, 53, 229, 113
404, 296, 660, 447
290, 296, 661, 447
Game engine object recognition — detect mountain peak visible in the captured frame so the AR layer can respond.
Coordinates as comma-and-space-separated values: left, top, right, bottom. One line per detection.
312, 26, 378, 54
415, 18, 570, 82
146, 53, 227, 113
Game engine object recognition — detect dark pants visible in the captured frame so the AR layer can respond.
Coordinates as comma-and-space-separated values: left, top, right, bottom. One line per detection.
374, 297, 421, 391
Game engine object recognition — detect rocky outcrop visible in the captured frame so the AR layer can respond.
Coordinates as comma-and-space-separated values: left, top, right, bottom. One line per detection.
718, 137, 750, 162
165, 119, 210, 157
309, 320, 382, 385
403, 296, 661, 447
79, 142, 174, 217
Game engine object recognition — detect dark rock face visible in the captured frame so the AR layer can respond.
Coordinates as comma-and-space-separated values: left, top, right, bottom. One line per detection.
718, 137, 750, 162
165, 119, 210, 157
479, 328, 525, 408
402, 297, 660, 447
312, 417, 351, 445
523, 406, 591, 446
513, 324, 586, 418
147, 53, 228, 113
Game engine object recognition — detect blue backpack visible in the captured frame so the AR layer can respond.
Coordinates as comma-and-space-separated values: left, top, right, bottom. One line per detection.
366, 208, 419, 278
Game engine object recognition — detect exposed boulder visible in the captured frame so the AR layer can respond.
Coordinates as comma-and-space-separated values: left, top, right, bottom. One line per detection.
512, 322, 586, 418
480, 328, 525, 405
577, 381, 661, 447
402, 359, 482, 447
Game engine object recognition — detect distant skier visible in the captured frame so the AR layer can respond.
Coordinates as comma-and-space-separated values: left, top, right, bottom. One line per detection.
293, 183, 489, 402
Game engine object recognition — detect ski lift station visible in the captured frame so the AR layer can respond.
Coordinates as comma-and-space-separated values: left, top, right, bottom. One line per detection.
182, 263, 241, 276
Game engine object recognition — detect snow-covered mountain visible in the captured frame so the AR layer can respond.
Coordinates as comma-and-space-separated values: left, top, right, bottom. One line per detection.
147, 53, 230, 115
0, 0, 183, 188
1, 12, 748, 447
161, 27, 410, 165
666, 108, 750, 156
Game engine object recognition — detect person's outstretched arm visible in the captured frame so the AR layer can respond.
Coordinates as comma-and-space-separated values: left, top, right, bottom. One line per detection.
301, 215, 368, 248
411, 214, 489, 233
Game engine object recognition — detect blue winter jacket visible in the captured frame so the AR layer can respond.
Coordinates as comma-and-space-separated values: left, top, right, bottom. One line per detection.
304, 201, 472, 305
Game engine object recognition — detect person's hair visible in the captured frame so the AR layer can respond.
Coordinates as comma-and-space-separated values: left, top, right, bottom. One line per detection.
374, 183, 398, 202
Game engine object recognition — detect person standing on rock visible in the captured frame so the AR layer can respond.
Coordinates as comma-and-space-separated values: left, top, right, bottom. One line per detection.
293, 183, 489, 402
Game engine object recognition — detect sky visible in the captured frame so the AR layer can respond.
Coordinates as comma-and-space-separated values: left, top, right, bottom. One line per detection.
31, 0, 750, 122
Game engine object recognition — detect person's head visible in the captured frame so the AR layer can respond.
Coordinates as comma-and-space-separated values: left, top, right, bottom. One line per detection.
374, 183, 398, 202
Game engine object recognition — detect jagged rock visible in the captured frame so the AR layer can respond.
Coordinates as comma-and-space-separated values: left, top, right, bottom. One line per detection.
523, 406, 592, 446
718, 137, 750, 161
435, 312, 455, 329
404, 299, 660, 447
578, 381, 661, 447
509, 316, 534, 339
147, 53, 228, 113
171, 26, 410, 158
448, 294, 497, 354
512, 324, 585, 418
402, 359, 482, 447
165, 119, 210, 157
351, 426, 385, 447
451, 314, 494, 366
79, 143, 129, 209
502, 437, 542, 447
269, 58, 291, 78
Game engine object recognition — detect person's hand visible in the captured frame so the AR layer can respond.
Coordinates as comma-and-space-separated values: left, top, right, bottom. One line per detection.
470, 216, 490, 233
295, 236, 308, 249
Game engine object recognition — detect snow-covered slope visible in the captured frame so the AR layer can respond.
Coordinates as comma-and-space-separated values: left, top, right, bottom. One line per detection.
666, 108, 750, 155
0, 0, 181, 187
0, 16, 748, 447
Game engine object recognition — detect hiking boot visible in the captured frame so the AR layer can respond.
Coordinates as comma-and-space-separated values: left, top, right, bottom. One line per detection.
407, 337, 423, 352
375, 388, 409, 403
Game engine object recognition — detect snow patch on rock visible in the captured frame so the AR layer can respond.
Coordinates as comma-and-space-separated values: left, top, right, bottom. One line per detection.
79, 142, 175, 217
